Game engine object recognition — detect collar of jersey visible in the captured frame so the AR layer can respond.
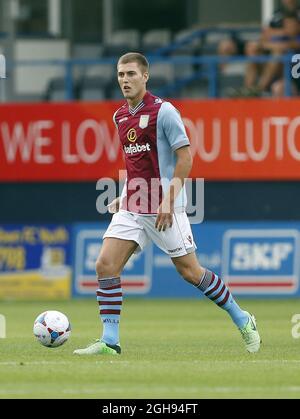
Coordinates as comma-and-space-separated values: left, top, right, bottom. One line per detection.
128, 100, 145, 115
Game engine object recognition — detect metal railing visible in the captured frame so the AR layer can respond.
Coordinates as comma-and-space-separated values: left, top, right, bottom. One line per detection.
1, 52, 296, 101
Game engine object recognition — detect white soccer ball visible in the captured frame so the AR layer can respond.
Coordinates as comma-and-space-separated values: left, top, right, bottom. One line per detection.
33, 310, 71, 348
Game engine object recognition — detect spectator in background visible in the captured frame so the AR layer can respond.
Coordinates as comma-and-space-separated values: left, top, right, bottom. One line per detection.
243, 0, 300, 96
217, 37, 245, 74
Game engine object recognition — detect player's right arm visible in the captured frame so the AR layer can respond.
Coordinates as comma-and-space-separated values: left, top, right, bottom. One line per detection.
108, 108, 123, 214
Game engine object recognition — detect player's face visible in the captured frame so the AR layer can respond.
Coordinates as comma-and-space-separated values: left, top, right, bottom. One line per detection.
117, 62, 148, 101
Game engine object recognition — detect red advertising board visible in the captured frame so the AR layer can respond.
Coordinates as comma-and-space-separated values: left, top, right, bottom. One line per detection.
1, 98, 300, 181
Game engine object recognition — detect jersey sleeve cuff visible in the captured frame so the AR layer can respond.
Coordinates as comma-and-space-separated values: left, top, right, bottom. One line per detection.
171, 139, 190, 151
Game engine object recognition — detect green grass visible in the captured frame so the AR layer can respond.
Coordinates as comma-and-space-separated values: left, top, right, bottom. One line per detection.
0, 298, 300, 399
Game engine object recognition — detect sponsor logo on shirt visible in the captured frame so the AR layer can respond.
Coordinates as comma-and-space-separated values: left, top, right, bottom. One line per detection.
124, 143, 151, 155
127, 128, 137, 143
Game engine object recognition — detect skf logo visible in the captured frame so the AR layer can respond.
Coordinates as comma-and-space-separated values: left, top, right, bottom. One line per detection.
222, 229, 299, 294
127, 128, 137, 143
231, 243, 293, 270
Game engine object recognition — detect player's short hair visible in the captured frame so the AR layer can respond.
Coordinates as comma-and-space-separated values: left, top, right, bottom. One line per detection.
118, 52, 149, 74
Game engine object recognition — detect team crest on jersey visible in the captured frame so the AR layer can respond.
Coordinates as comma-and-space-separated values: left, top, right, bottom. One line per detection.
139, 115, 149, 129
127, 128, 137, 142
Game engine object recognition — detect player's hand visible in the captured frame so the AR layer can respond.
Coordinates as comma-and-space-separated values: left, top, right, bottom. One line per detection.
155, 202, 174, 232
107, 197, 120, 214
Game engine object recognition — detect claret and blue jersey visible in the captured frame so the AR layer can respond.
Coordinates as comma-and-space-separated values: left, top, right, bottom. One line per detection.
113, 91, 190, 214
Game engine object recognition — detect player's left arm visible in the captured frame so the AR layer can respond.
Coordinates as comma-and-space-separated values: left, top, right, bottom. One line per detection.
155, 102, 192, 231
155, 146, 192, 231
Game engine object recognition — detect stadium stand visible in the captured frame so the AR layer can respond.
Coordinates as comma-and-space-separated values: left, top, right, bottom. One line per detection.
172, 28, 203, 55
141, 29, 172, 53
77, 62, 114, 100
102, 29, 140, 57
36, 23, 298, 101
77, 76, 107, 100
43, 76, 68, 101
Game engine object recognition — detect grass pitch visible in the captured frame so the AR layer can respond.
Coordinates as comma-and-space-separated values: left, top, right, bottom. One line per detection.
0, 298, 300, 399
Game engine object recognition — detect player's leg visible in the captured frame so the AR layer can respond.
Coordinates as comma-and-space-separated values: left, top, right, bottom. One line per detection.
95, 237, 138, 278
172, 252, 261, 353
172, 252, 248, 326
140, 212, 261, 352
74, 210, 148, 355
96, 237, 138, 345
74, 237, 138, 355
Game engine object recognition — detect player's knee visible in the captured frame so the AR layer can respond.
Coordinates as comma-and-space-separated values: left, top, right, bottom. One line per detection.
95, 256, 120, 278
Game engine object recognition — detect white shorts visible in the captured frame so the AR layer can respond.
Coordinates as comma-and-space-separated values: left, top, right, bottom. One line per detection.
103, 210, 196, 258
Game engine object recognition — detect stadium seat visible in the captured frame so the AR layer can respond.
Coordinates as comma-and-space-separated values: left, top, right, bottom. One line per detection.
170, 53, 195, 80
147, 62, 174, 96
102, 30, 140, 57
43, 77, 68, 101
75, 63, 114, 101
77, 76, 108, 101
141, 29, 172, 53
218, 73, 245, 97
149, 62, 174, 82
72, 44, 104, 60
72, 44, 105, 79
147, 77, 169, 96
103, 44, 132, 57
236, 28, 261, 43
84, 62, 115, 79
178, 78, 209, 99
172, 28, 203, 55
221, 62, 245, 76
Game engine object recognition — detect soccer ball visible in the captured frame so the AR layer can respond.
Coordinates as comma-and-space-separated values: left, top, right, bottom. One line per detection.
33, 310, 71, 348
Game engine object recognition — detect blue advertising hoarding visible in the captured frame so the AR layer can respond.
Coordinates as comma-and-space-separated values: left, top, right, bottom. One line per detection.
222, 228, 299, 294
72, 223, 152, 296
72, 221, 300, 298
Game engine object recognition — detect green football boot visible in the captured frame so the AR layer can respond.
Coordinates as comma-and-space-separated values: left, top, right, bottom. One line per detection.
73, 340, 121, 355
239, 313, 261, 353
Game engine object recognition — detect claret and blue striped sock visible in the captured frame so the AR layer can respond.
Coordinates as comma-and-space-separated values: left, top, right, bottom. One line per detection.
96, 276, 122, 346
196, 269, 249, 329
